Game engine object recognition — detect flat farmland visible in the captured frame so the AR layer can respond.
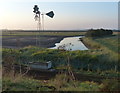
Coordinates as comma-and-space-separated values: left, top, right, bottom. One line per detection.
2, 30, 86, 48
2, 30, 86, 36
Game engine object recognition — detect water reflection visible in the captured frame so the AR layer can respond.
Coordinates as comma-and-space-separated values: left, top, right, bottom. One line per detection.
50, 36, 88, 51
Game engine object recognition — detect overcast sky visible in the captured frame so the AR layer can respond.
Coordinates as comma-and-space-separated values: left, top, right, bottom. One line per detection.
0, 0, 118, 30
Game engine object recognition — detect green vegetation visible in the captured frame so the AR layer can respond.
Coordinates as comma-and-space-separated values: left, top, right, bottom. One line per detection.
3, 71, 119, 92
2, 44, 120, 91
100, 79, 120, 92
2, 45, 119, 72
94, 36, 119, 53
3, 74, 54, 91
75, 70, 119, 78
2, 30, 86, 37
47, 74, 101, 91
2, 30, 120, 91
82, 35, 119, 70
3, 72, 104, 91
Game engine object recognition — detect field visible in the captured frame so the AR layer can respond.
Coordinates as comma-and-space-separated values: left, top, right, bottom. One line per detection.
2, 30, 120, 92
2, 30, 86, 36
2, 30, 86, 48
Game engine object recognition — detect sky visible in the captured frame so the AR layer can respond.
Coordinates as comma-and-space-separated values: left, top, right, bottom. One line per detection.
0, 0, 118, 30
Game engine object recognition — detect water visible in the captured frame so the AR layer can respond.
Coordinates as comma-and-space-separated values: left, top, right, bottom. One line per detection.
50, 36, 88, 51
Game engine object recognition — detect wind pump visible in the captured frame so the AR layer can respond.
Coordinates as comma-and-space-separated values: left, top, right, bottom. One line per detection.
33, 5, 54, 46
33, 5, 54, 30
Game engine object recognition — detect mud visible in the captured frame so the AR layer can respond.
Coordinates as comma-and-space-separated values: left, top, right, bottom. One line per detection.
2, 35, 66, 48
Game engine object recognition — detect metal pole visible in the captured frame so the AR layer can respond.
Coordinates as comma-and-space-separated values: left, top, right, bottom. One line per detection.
36, 20, 38, 46
38, 13, 41, 31
42, 14, 44, 31
38, 14, 41, 46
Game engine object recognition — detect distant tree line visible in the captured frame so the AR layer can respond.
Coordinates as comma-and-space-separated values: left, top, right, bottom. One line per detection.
85, 28, 113, 37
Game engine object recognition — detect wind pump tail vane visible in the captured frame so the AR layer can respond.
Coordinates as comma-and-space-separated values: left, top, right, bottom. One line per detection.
33, 5, 54, 30
46, 11, 54, 18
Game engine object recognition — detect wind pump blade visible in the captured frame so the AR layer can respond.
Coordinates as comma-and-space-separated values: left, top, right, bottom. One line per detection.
33, 5, 39, 13
46, 11, 54, 18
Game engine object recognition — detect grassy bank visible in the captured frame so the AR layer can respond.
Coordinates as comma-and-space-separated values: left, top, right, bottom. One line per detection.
2, 45, 120, 74
82, 35, 119, 53
82, 35, 119, 71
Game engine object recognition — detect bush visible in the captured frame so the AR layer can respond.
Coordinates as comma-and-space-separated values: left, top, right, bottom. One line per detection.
85, 29, 113, 37
2, 46, 119, 72
100, 79, 120, 92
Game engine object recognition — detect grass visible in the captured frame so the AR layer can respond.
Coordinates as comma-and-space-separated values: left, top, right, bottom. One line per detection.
2, 73, 101, 91
2, 31, 86, 37
2, 72, 120, 92
2, 45, 119, 72
2, 31, 120, 91
3, 78, 52, 91
2, 71, 54, 91
94, 36, 119, 53
82, 35, 119, 59
75, 70, 120, 78
2, 66, 120, 92
40, 74, 102, 91
61, 81, 101, 91
83, 34, 119, 53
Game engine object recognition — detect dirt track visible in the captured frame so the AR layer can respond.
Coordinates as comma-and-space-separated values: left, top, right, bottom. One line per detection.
26, 70, 119, 83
